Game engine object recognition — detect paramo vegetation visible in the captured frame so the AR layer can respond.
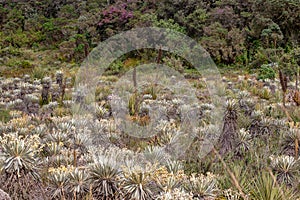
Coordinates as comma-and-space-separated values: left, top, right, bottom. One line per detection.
0, 0, 300, 200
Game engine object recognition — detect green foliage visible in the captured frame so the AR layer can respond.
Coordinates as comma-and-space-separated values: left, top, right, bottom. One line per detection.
249, 172, 298, 200
290, 107, 300, 122
74, 43, 85, 53
42, 21, 56, 32
134, 13, 186, 33
7, 59, 32, 68
184, 8, 208, 36
0, 29, 44, 49
0, 46, 22, 57
58, 4, 79, 19
0, 0, 299, 68
258, 64, 276, 80
261, 22, 283, 48
153, 18, 186, 33
31, 66, 47, 80
95, 85, 112, 102
0, 109, 10, 123
2, 7, 24, 31
251, 48, 270, 68
41, 18, 68, 45
128, 92, 140, 116
105, 60, 124, 75
200, 22, 245, 64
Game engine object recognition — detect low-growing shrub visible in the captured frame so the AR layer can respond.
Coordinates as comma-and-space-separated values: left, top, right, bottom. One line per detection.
257, 64, 276, 80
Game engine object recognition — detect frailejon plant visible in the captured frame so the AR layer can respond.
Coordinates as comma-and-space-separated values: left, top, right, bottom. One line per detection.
122, 164, 154, 200
156, 188, 193, 200
47, 165, 74, 199
67, 168, 90, 199
183, 173, 219, 199
282, 126, 300, 158
0, 134, 42, 199
165, 159, 184, 174
55, 70, 66, 102
237, 91, 254, 116
219, 99, 238, 155
235, 128, 252, 157
1, 138, 39, 176
143, 146, 166, 164
41, 77, 52, 105
258, 88, 272, 100
270, 155, 299, 185
279, 69, 288, 107
223, 189, 244, 200
89, 157, 122, 199
152, 165, 185, 193
94, 104, 108, 119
